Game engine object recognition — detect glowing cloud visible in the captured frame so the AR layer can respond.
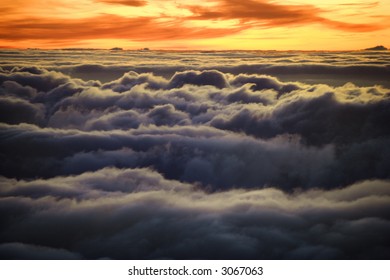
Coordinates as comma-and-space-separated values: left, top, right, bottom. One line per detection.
0, 0, 389, 49
97, 0, 147, 6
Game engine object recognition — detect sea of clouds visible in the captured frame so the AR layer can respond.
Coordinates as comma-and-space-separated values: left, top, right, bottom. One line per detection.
0, 49, 389, 259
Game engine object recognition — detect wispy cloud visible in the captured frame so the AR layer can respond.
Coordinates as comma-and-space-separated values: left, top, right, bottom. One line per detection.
0, 14, 245, 43
187, 0, 386, 32
96, 0, 147, 6
0, 0, 388, 48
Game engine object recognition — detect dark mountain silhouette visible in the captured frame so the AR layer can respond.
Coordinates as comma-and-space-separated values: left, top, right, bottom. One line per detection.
365, 45, 388, 51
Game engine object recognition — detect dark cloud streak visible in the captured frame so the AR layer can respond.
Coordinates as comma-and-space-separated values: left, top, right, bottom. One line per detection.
96, 0, 147, 6
186, 0, 386, 32
0, 15, 244, 43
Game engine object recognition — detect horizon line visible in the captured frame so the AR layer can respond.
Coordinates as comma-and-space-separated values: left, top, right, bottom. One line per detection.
0, 46, 388, 52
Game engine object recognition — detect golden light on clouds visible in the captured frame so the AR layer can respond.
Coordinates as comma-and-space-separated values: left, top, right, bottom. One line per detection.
0, 0, 389, 50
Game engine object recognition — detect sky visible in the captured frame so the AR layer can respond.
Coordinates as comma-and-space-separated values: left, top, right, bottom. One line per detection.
1, 0, 390, 50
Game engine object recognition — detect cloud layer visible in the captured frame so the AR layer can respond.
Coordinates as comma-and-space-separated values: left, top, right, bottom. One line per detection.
1, 50, 390, 259
1, 168, 390, 259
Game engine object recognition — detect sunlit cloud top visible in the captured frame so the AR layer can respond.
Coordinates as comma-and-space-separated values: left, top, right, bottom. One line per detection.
0, 0, 389, 50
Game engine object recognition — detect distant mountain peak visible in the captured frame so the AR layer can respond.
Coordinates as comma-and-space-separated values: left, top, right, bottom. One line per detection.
365, 45, 388, 51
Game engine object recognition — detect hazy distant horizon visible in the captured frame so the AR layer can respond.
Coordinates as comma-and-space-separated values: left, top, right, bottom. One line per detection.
1, 47, 389, 52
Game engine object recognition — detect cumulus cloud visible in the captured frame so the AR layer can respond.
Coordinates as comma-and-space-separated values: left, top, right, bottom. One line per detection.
1, 50, 390, 259
0, 96, 44, 125
0, 168, 389, 259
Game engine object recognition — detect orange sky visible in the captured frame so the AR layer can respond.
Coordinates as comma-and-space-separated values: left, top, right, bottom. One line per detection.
0, 0, 389, 50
